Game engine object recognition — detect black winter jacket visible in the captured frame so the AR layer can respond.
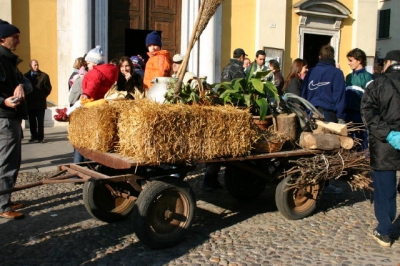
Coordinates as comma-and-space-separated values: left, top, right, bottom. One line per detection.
221, 58, 246, 82
361, 63, 400, 170
24, 70, 52, 110
0, 45, 28, 119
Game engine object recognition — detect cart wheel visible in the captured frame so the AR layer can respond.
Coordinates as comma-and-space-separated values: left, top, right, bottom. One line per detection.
83, 181, 137, 223
133, 178, 195, 249
224, 162, 268, 201
275, 175, 321, 220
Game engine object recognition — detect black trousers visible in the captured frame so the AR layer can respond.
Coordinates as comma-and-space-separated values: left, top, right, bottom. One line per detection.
28, 109, 45, 140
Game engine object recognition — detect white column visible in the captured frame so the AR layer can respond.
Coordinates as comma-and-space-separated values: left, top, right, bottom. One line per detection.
72, 0, 91, 58
181, 0, 221, 83
199, 6, 222, 83
57, 0, 91, 108
95, 0, 109, 62
181, 0, 200, 76
0, 0, 12, 22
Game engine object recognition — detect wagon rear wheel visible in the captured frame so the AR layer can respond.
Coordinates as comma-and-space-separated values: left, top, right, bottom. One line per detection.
224, 161, 268, 201
83, 180, 137, 223
133, 178, 195, 249
275, 175, 321, 220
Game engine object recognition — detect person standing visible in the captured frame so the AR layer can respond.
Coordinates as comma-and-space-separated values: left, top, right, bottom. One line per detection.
171, 53, 196, 84
143, 31, 172, 90
221, 48, 247, 82
361, 50, 400, 247
68, 57, 86, 90
266, 59, 284, 95
301, 45, 346, 194
0, 19, 29, 219
345, 48, 373, 150
243, 57, 251, 72
24, 59, 52, 143
282, 58, 308, 96
74, 45, 118, 163
245, 50, 268, 77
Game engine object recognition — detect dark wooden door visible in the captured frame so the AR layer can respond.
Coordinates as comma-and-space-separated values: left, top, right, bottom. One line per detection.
108, 0, 181, 61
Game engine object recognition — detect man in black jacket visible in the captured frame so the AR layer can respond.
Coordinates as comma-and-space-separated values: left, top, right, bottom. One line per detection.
0, 20, 28, 219
361, 50, 400, 247
221, 48, 247, 82
24, 59, 52, 143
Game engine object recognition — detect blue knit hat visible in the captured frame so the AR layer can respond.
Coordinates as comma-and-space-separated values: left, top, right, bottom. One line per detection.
85, 45, 104, 65
130, 56, 142, 69
0, 19, 20, 39
145, 31, 162, 47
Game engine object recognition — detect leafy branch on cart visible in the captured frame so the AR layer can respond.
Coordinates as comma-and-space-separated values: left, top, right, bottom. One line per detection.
282, 150, 372, 191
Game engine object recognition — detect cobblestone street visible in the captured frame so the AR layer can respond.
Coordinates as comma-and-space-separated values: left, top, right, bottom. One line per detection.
0, 167, 399, 266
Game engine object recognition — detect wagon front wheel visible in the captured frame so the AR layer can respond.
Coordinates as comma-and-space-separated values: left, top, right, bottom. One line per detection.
275, 175, 321, 220
133, 178, 195, 249
83, 180, 137, 223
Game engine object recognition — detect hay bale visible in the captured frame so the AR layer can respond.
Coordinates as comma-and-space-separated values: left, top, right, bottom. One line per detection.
117, 100, 257, 164
68, 102, 119, 152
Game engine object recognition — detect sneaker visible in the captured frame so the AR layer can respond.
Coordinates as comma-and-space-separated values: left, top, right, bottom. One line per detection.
372, 230, 392, 247
323, 184, 343, 194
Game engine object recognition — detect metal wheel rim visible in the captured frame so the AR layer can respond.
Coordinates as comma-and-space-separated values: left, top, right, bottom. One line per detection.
94, 183, 133, 214
289, 183, 320, 213
147, 188, 190, 238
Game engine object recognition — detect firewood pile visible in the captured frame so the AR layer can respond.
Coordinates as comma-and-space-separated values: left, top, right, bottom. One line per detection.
282, 149, 372, 191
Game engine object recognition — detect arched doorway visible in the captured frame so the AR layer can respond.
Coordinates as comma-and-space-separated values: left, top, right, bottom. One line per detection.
294, 0, 351, 66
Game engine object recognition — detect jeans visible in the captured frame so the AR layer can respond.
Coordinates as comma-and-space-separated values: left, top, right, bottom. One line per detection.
373, 170, 397, 235
73, 149, 87, 163
0, 118, 22, 212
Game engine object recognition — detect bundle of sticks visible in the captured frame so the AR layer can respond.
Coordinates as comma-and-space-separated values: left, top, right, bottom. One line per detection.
282, 149, 372, 191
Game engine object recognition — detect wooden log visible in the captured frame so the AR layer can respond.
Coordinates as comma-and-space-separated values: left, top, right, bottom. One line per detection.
313, 120, 348, 136
337, 135, 354, 150
299, 132, 341, 150
275, 113, 297, 141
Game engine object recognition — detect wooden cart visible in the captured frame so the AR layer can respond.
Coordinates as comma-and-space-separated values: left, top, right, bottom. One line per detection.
2, 147, 323, 249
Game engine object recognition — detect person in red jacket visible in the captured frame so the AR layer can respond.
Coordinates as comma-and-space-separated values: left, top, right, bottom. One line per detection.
73, 45, 118, 164
80, 45, 119, 101
143, 31, 172, 90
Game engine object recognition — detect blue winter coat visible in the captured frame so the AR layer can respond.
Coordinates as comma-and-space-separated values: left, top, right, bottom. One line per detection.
301, 59, 346, 120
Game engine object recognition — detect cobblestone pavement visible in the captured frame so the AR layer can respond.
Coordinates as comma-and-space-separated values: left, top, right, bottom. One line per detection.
0, 166, 399, 266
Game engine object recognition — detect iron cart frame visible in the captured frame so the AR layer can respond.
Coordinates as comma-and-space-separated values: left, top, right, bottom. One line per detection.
2, 147, 323, 249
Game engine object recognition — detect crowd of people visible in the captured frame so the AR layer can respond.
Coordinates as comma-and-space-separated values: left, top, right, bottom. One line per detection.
213, 44, 400, 247
0, 19, 399, 248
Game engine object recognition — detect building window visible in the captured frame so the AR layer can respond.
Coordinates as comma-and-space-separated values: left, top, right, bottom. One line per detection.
378, 9, 390, 38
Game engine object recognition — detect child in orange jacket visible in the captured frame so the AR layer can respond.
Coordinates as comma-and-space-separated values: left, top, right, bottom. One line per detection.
143, 31, 172, 90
